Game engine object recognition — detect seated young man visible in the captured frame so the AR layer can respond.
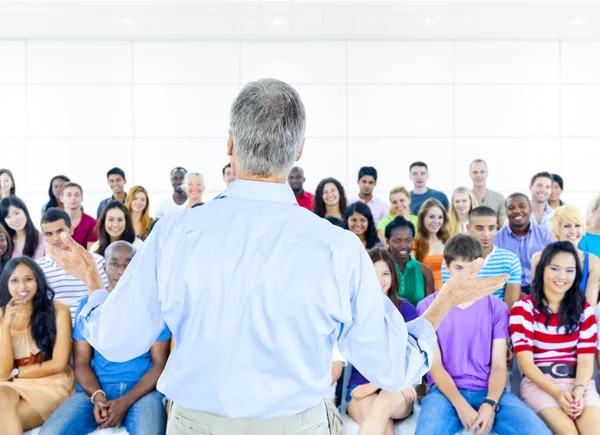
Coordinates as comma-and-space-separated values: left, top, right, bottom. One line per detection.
41, 241, 171, 435
441, 206, 522, 311
415, 233, 550, 435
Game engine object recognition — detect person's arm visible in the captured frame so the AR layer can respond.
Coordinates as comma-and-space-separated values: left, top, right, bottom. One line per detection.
529, 252, 541, 286
44, 229, 165, 363
504, 256, 523, 311
331, 361, 344, 386
0, 308, 16, 381
485, 338, 507, 402
584, 255, 600, 307
73, 339, 102, 396
421, 264, 435, 297
17, 302, 72, 379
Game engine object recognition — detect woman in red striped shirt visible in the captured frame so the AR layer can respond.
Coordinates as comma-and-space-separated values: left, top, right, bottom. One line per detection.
510, 241, 600, 434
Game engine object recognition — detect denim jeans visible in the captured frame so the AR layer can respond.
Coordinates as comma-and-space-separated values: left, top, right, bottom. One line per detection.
415, 386, 551, 435
40, 382, 167, 435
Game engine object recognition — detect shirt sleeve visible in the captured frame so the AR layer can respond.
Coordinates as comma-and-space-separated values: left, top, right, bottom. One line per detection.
596, 304, 600, 351
441, 262, 450, 285
332, 343, 347, 365
492, 299, 510, 340
336, 240, 437, 392
509, 300, 534, 353
508, 254, 522, 285
497, 192, 506, 217
577, 304, 598, 355
87, 217, 98, 243
72, 297, 89, 340
76, 224, 165, 363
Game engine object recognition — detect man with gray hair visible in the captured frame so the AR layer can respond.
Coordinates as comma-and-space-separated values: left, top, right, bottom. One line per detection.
46, 78, 507, 435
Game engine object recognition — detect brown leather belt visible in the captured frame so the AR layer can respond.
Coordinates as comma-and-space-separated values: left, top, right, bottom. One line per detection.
14, 352, 45, 368
539, 363, 576, 378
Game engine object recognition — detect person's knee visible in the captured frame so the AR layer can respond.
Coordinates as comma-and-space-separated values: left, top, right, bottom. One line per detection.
0, 387, 18, 411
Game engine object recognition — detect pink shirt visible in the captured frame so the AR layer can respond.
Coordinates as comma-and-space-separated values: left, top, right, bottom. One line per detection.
11, 234, 46, 260
349, 195, 388, 225
73, 213, 98, 248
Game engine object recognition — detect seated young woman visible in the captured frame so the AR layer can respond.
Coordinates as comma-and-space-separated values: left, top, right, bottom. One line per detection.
346, 248, 417, 435
343, 202, 383, 250
89, 201, 142, 257
0, 256, 74, 434
511, 241, 600, 435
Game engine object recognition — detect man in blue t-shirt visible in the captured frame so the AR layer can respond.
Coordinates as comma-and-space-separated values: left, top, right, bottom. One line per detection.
408, 161, 449, 215
41, 241, 171, 435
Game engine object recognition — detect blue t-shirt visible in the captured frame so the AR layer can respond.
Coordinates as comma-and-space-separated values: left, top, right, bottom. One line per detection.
73, 296, 171, 386
410, 188, 449, 215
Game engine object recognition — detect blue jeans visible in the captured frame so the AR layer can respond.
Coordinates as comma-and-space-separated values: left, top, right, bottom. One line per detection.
40, 382, 166, 435
415, 386, 550, 435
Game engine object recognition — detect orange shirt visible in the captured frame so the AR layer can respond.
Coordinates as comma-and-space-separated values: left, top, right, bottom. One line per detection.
421, 254, 444, 290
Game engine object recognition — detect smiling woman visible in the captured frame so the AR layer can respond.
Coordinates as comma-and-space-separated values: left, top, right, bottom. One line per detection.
89, 201, 141, 257
0, 197, 45, 260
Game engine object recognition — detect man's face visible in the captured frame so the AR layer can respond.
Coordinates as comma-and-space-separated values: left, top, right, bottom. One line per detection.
41, 219, 72, 251
171, 171, 186, 193
529, 176, 552, 203
104, 248, 134, 289
60, 187, 83, 210
409, 166, 429, 189
446, 257, 471, 278
223, 168, 237, 186
108, 174, 126, 195
287, 169, 305, 192
358, 175, 376, 196
468, 216, 498, 251
470, 162, 488, 188
506, 196, 532, 230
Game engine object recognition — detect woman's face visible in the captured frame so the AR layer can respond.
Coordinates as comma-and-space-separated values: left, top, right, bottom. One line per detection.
348, 212, 368, 237
374, 260, 393, 295
131, 192, 147, 213
0, 173, 13, 195
557, 220, 584, 247
543, 252, 576, 297
184, 176, 204, 201
550, 181, 563, 202
423, 206, 444, 234
52, 178, 66, 199
5, 205, 27, 232
453, 193, 471, 216
0, 233, 7, 257
388, 227, 413, 262
105, 208, 126, 240
8, 263, 38, 304
322, 183, 340, 206
391, 193, 410, 216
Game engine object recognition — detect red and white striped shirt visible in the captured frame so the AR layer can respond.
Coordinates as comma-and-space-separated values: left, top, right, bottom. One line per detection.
509, 295, 597, 365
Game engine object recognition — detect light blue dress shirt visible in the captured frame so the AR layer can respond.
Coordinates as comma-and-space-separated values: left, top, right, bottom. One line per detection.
77, 180, 436, 419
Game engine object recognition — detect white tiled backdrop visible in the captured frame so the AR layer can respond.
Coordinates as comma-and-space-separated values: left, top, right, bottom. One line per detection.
0, 39, 598, 218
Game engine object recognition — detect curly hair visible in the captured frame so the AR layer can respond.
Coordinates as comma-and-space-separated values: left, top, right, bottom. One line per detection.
313, 178, 347, 218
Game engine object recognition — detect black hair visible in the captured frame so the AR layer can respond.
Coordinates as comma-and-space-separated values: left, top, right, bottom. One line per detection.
222, 163, 231, 177
443, 233, 483, 267
385, 216, 415, 240
313, 178, 348, 219
358, 166, 378, 182
0, 196, 40, 258
106, 167, 125, 179
343, 202, 380, 249
0, 257, 56, 360
93, 201, 136, 257
171, 167, 187, 176
0, 169, 16, 196
505, 192, 531, 209
41, 207, 72, 228
469, 205, 497, 221
532, 241, 585, 334
325, 216, 344, 228
409, 161, 428, 172
44, 175, 70, 210
552, 174, 564, 191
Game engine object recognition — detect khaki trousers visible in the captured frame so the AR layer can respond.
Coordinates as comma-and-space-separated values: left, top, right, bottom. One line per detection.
167, 400, 330, 435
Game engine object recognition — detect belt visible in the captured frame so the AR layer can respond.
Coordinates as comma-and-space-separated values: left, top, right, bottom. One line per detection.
14, 352, 45, 368
538, 363, 576, 378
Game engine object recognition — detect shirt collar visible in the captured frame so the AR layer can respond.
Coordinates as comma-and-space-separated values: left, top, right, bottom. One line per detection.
217, 179, 298, 205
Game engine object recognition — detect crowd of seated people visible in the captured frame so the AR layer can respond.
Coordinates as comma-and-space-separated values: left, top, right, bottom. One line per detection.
0, 158, 599, 435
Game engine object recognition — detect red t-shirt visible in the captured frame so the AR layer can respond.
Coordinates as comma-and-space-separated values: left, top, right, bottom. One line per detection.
296, 191, 314, 211
73, 213, 98, 248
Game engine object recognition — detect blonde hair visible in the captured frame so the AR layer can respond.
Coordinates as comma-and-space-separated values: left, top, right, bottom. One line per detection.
448, 187, 477, 236
388, 186, 411, 217
549, 205, 586, 240
125, 185, 153, 241
415, 198, 450, 262
590, 194, 600, 213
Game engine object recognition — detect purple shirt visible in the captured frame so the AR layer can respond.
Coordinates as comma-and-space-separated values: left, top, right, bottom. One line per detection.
493, 223, 555, 291
417, 293, 509, 391
349, 195, 388, 226
348, 299, 417, 387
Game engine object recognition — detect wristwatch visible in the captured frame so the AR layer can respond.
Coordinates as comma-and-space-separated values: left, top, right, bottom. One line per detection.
11, 368, 19, 379
483, 398, 500, 413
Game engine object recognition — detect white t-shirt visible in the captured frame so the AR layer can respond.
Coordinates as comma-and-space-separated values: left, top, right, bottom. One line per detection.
155, 196, 186, 219
329, 343, 348, 400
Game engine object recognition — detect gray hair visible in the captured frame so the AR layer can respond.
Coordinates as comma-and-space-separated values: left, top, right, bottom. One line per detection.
104, 240, 136, 260
230, 79, 306, 178
184, 172, 205, 186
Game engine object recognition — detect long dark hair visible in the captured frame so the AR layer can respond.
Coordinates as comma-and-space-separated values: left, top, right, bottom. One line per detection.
94, 201, 136, 257
0, 257, 57, 360
0, 196, 40, 258
368, 248, 402, 310
344, 202, 380, 249
532, 241, 585, 334
44, 175, 70, 210
313, 177, 347, 218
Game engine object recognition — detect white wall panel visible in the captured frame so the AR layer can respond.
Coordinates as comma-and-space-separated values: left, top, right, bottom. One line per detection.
0, 85, 26, 136
0, 41, 25, 83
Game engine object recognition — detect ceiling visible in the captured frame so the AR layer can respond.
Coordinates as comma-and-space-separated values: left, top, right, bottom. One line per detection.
1, 1, 600, 40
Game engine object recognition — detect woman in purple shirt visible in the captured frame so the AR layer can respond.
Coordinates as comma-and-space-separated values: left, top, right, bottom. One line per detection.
346, 248, 418, 435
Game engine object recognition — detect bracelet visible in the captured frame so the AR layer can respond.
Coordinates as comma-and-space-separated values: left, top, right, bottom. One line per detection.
572, 384, 586, 393
90, 390, 106, 404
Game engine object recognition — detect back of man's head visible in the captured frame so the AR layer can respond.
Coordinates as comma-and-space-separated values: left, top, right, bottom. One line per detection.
41, 207, 72, 228
230, 79, 306, 179
443, 233, 483, 268
105, 240, 136, 261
